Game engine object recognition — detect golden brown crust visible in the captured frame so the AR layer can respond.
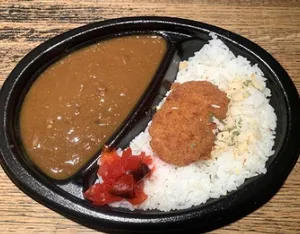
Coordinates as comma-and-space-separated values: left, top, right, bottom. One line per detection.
149, 81, 229, 166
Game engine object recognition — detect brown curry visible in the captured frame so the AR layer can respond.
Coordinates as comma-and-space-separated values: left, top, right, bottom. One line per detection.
19, 35, 166, 180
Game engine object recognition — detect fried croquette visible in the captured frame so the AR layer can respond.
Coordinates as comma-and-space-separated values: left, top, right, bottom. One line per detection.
149, 81, 229, 166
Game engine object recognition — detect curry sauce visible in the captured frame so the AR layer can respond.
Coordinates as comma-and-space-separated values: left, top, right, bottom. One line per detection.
19, 35, 166, 180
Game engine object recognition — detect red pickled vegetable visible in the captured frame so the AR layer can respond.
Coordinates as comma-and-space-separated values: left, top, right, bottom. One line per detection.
109, 174, 135, 198
128, 182, 148, 205
130, 163, 151, 182
124, 156, 140, 171
84, 183, 122, 205
98, 148, 126, 185
121, 147, 133, 159
84, 147, 153, 206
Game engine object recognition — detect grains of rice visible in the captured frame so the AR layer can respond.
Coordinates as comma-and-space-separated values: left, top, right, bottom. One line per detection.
109, 34, 277, 211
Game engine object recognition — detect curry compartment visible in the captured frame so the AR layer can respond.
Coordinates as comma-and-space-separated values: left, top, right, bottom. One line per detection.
15, 33, 177, 182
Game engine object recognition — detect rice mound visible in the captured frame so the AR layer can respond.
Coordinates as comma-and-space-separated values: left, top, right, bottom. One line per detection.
110, 34, 277, 211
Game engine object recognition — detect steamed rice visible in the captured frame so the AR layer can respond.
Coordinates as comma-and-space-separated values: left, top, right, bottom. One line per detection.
109, 34, 277, 211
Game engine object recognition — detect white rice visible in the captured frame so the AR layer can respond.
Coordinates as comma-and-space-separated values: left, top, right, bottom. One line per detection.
109, 34, 277, 211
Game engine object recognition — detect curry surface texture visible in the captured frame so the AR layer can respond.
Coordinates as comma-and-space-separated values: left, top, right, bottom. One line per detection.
19, 35, 166, 180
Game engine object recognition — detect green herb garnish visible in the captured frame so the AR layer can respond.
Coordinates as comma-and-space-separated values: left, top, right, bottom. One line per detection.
190, 142, 196, 149
243, 80, 252, 87
208, 112, 215, 122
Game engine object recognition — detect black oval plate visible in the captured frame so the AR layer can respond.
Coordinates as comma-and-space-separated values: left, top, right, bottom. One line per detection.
0, 17, 300, 233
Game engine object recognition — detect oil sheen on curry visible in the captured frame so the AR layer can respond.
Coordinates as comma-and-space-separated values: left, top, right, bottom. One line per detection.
20, 35, 166, 180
